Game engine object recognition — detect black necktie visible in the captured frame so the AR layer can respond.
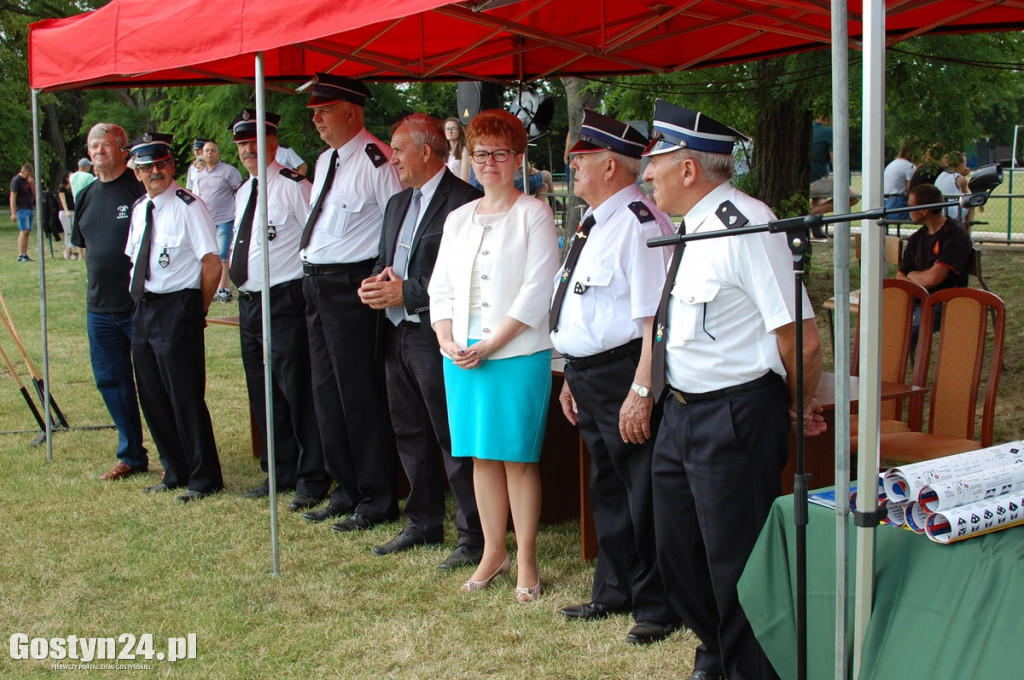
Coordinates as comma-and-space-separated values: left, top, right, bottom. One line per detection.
300, 150, 338, 249
130, 200, 154, 302
651, 220, 686, 400
549, 214, 596, 332
229, 178, 258, 288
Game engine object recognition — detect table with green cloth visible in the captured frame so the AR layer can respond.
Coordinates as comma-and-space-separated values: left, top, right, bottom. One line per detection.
737, 492, 1024, 678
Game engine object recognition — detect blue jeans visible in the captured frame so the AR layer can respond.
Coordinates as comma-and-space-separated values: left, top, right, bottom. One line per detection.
884, 195, 910, 222
87, 311, 148, 468
16, 208, 33, 231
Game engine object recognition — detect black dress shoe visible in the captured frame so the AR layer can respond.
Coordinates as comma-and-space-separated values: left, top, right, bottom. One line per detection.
289, 494, 322, 512
244, 481, 270, 499
560, 601, 624, 621
143, 483, 170, 494
685, 671, 725, 680
176, 489, 210, 504
302, 504, 348, 523
372, 530, 442, 555
627, 621, 678, 645
332, 513, 374, 532
437, 544, 483, 571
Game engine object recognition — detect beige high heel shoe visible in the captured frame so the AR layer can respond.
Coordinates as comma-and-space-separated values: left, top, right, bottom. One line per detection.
515, 581, 543, 603
460, 555, 511, 592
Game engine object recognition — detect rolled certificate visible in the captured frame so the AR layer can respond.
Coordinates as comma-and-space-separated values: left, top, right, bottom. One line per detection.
924, 493, 1024, 544
882, 441, 1024, 503
903, 501, 928, 534
918, 463, 1024, 513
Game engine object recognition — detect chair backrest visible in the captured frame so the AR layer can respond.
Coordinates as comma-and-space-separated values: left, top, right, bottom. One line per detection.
909, 287, 1006, 445
852, 278, 929, 420
852, 233, 904, 268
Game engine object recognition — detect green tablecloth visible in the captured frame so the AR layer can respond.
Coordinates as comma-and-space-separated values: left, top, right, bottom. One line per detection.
738, 493, 1024, 679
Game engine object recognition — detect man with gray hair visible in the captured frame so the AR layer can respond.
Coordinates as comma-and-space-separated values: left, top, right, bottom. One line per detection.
358, 113, 483, 568
550, 109, 679, 644
71, 123, 149, 481
642, 99, 825, 680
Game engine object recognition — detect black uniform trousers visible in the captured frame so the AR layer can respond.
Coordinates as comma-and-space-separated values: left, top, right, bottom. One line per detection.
651, 375, 787, 680
303, 268, 398, 521
384, 322, 481, 546
131, 289, 223, 494
565, 354, 675, 624
238, 280, 330, 499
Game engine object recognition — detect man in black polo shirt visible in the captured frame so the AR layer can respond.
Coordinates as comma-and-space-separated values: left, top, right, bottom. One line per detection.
72, 123, 149, 481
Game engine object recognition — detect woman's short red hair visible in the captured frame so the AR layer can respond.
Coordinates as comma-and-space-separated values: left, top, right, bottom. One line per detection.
465, 110, 527, 154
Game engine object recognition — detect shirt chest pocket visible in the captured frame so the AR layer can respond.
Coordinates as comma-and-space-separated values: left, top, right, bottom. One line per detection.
153, 223, 185, 251
573, 261, 613, 317
320, 194, 365, 239
671, 277, 720, 343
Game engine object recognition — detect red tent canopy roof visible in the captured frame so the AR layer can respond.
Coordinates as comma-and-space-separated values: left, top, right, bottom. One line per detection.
29, 0, 1024, 91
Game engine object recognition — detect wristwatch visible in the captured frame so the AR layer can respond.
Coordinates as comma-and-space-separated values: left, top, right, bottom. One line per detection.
630, 382, 653, 398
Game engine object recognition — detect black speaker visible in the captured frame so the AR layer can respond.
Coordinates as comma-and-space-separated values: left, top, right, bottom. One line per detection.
458, 82, 504, 124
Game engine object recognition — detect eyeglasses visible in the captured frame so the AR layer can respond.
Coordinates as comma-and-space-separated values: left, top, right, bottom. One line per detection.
470, 149, 514, 164
444, 127, 460, 132
136, 159, 172, 174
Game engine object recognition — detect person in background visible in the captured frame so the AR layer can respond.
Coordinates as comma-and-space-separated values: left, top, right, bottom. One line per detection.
358, 113, 483, 569
194, 140, 243, 303
69, 157, 96, 199
642, 99, 824, 680
934, 152, 973, 224
125, 132, 223, 503
898, 182, 973, 344
185, 139, 207, 192
550, 109, 679, 645
428, 109, 560, 603
443, 117, 471, 182
10, 163, 35, 262
809, 113, 860, 215
883, 142, 916, 221
56, 174, 80, 260
228, 108, 330, 509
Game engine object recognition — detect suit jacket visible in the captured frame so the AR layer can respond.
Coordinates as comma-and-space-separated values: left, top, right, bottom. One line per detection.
374, 168, 481, 351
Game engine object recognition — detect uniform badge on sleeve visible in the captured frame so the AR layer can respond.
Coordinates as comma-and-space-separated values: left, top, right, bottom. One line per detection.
716, 200, 748, 229
365, 143, 386, 167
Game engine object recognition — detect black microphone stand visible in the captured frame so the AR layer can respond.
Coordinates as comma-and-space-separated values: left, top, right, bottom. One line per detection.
645, 162, 1003, 680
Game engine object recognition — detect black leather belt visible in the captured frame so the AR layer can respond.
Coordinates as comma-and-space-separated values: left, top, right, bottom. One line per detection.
669, 371, 779, 405
562, 338, 642, 370
302, 259, 375, 276
237, 279, 302, 300
397, 320, 420, 330
139, 290, 192, 302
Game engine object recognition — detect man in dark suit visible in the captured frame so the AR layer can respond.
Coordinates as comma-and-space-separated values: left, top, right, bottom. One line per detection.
358, 113, 484, 570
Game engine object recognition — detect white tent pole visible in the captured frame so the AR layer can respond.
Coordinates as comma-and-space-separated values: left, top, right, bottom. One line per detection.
31, 88, 53, 460
830, 3, 851, 679
853, 1, 885, 677
255, 52, 281, 576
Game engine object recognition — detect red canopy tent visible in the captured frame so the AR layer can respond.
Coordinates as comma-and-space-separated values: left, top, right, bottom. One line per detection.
29, 0, 1024, 91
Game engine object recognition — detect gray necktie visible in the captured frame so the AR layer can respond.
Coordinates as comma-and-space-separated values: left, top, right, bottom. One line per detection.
387, 189, 421, 327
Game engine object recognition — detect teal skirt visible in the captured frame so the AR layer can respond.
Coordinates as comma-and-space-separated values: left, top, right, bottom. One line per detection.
442, 344, 551, 462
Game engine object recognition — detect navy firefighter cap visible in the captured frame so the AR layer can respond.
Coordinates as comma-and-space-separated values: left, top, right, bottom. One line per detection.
305, 73, 372, 108
643, 99, 748, 157
124, 132, 174, 165
229, 108, 282, 142
569, 109, 648, 159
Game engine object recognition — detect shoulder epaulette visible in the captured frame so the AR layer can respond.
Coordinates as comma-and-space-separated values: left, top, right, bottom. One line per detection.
365, 143, 387, 168
279, 167, 308, 182
627, 200, 656, 223
716, 200, 748, 229
175, 189, 196, 205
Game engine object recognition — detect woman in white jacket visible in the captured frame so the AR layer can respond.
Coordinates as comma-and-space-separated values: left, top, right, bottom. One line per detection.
429, 110, 559, 603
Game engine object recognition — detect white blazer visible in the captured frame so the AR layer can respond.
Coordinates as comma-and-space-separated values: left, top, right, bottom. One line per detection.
429, 194, 559, 360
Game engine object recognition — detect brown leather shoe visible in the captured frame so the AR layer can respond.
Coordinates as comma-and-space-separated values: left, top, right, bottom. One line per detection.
100, 461, 148, 481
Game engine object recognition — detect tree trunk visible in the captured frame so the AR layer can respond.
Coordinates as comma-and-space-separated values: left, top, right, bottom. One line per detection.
41, 100, 66, 189
560, 76, 600, 234
753, 98, 810, 217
